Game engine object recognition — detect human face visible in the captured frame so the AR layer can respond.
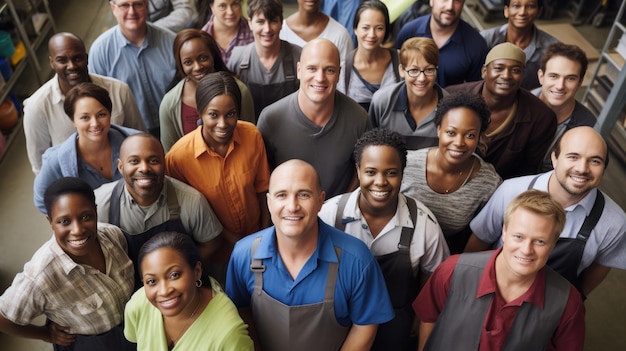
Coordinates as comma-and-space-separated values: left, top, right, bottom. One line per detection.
437, 107, 481, 165
118, 136, 165, 207
297, 41, 340, 105
357, 146, 402, 216
141, 247, 202, 318
551, 127, 606, 200
538, 56, 582, 109
482, 59, 524, 98
201, 94, 238, 149
249, 12, 282, 50
430, 0, 464, 28
210, 0, 243, 29
48, 193, 99, 262
400, 53, 437, 99
267, 162, 325, 242
71, 97, 111, 143
110, 0, 148, 34
499, 208, 557, 280
49, 37, 89, 93
505, 0, 541, 30
180, 38, 216, 85
355, 9, 386, 51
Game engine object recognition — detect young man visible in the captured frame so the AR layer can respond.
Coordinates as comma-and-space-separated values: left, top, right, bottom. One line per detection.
228, 0, 302, 120
535, 43, 596, 171
467, 127, 626, 297
416, 190, 585, 351
227, 159, 394, 351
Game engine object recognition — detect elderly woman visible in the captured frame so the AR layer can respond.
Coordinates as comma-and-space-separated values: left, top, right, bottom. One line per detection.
34, 83, 140, 214
0, 177, 135, 351
401, 92, 502, 254
369, 37, 446, 150
480, 0, 559, 89
338, 0, 401, 111
160, 28, 254, 152
165, 71, 270, 283
125, 231, 253, 350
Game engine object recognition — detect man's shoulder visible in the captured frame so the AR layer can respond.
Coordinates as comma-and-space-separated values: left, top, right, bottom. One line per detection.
90, 25, 119, 50
446, 80, 482, 93
570, 101, 597, 127
258, 92, 297, 122
94, 180, 121, 202
519, 89, 556, 117
402, 14, 430, 32
90, 73, 131, 90
24, 77, 57, 105
598, 191, 626, 225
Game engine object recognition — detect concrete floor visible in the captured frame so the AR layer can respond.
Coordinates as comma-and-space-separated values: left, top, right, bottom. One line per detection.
0, 0, 625, 350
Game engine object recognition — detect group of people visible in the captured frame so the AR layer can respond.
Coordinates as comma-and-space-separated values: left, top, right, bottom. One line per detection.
1, 0, 625, 350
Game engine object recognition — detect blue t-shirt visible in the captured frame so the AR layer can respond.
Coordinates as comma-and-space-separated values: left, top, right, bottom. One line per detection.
396, 15, 488, 87
226, 219, 394, 327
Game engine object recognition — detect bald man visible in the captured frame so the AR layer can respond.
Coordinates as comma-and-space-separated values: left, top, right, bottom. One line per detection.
94, 133, 222, 287
23, 32, 144, 174
226, 159, 393, 351
257, 39, 370, 198
466, 126, 626, 298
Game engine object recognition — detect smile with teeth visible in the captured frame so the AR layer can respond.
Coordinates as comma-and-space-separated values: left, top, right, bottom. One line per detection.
515, 255, 533, 263
67, 237, 88, 246
569, 174, 590, 183
158, 296, 180, 309
370, 190, 390, 197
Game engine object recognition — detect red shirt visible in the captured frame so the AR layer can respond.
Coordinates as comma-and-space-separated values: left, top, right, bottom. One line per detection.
413, 249, 585, 351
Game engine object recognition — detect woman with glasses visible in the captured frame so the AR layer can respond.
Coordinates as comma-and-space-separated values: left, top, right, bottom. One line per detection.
368, 37, 446, 150
201, 0, 253, 65
337, 1, 401, 111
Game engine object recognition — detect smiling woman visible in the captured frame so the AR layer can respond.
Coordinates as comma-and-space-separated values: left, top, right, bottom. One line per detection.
0, 177, 135, 351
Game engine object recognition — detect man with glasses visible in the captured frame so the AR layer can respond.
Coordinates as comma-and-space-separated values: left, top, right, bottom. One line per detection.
89, 0, 176, 137
369, 37, 447, 150
447, 42, 556, 179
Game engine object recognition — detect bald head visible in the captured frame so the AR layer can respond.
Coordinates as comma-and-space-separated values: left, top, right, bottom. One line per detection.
49, 32, 89, 93
269, 159, 322, 194
554, 126, 608, 168
120, 133, 165, 160
301, 38, 340, 68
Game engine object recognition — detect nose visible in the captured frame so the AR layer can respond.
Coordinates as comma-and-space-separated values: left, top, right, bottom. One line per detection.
193, 60, 202, 71
453, 134, 465, 146
286, 194, 300, 212
138, 160, 149, 172
555, 77, 565, 90
90, 116, 100, 127
520, 240, 533, 255
574, 158, 590, 174
70, 219, 82, 235
314, 68, 325, 81
374, 172, 387, 186
157, 279, 171, 296
263, 21, 271, 32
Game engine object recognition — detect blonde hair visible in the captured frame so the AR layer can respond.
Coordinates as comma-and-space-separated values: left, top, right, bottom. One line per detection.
399, 37, 439, 68
504, 190, 565, 241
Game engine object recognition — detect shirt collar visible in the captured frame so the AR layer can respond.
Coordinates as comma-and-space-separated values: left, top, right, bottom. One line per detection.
476, 248, 547, 308
49, 235, 85, 275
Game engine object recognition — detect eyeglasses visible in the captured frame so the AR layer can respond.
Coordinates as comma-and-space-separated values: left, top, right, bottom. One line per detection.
111, 1, 146, 11
404, 67, 437, 78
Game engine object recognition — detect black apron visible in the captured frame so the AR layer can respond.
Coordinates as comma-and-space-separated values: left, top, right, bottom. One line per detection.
53, 324, 135, 351
335, 194, 419, 350
238, 41, 299, 120
109, 179, 188, 289
249, 236, 349, 351
527, 175, 605, 296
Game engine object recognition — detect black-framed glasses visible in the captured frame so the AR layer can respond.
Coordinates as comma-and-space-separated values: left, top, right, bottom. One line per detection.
404, 67, 437, 78
111, 1, 146, 11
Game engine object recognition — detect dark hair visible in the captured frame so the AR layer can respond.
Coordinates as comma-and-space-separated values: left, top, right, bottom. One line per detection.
504, 0, 543, 7
173, 29, 230, 80
353, 0, 391, 42
44, 177, 96, 216
434, 91, 491, 133
196, 71, 242, 116
63, 82, 112, 120
247, 0, 283, 22
137, 231, 202, 277
539, 42, 588, 80
354, 128, 407, 171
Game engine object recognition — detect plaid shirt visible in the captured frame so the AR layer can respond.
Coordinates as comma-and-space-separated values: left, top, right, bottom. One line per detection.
0, 223, 134, 335
202, 14, 253, 65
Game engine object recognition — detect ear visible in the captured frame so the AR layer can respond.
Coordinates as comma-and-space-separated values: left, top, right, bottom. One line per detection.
504, 6, 509, 18
117, 158, 123, 173
49, 56, 54, 69
399, 64, 405, 79
297, 61, 301, 80
194, 261, 202, 281
551, 150, 558, 169
481, 65, 487, 79
537, 68, 544, 85
46, 215, 52, 224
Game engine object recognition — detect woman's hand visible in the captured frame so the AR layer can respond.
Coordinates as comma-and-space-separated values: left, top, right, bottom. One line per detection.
46, 321, 76, 346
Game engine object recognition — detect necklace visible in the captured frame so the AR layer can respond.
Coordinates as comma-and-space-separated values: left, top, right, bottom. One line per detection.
167, 292, 203, 350
435, 149, 476, 194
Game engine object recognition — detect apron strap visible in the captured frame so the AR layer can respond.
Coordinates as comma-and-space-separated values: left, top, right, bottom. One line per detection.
250, 236, 265, 296
399, 197, 418, 253
282, 41, 296, 82
238, 44, 254, 83
324, 248, 341, 302
527, 174, 541, 190
334, 193, 353, 231
165, 178, 181, 220
108, 180, 125, 227
576, 192, 605, 241
343, 49, 357, 95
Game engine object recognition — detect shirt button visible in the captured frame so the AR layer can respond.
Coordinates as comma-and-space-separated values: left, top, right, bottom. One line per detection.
362, 223, 368, 229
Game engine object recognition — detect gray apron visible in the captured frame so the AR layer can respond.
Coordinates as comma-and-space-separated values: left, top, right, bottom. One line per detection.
249, 236, 350, 351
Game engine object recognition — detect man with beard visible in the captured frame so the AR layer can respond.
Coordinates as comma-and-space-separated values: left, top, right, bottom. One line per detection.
395, 0, 488, 87
23, 32, 145, 175
465, 126, 626, 298
94, 133, 222, 287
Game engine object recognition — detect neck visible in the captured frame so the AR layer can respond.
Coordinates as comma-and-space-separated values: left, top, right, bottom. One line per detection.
407, 87, 437, 108
506, 24, 534, 43
297, 91, 335, 126
355, 46, 386, 62
434, 148, 474, 174
295, 10, 325, 24
429, 18, 458, 38
213, 19, 238, 34
540, 93, 577, 124
120, 25, 147, 46
255, 41, 281, 58
77, 133, 109, 152
482, 87, 518, 109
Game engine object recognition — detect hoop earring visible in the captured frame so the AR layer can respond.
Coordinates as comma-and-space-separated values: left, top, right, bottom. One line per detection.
196, 279, 203, 288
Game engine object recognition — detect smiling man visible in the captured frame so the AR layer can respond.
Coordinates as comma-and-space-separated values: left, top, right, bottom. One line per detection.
447, 42, 556, 179
257, 38, 369, 198
226, 159, 393, 351
534, 43, 596, 171
466, 126, 626, 298
23, 32, 144, 175
94, 133, 222, 287
415, 190, 585, 351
